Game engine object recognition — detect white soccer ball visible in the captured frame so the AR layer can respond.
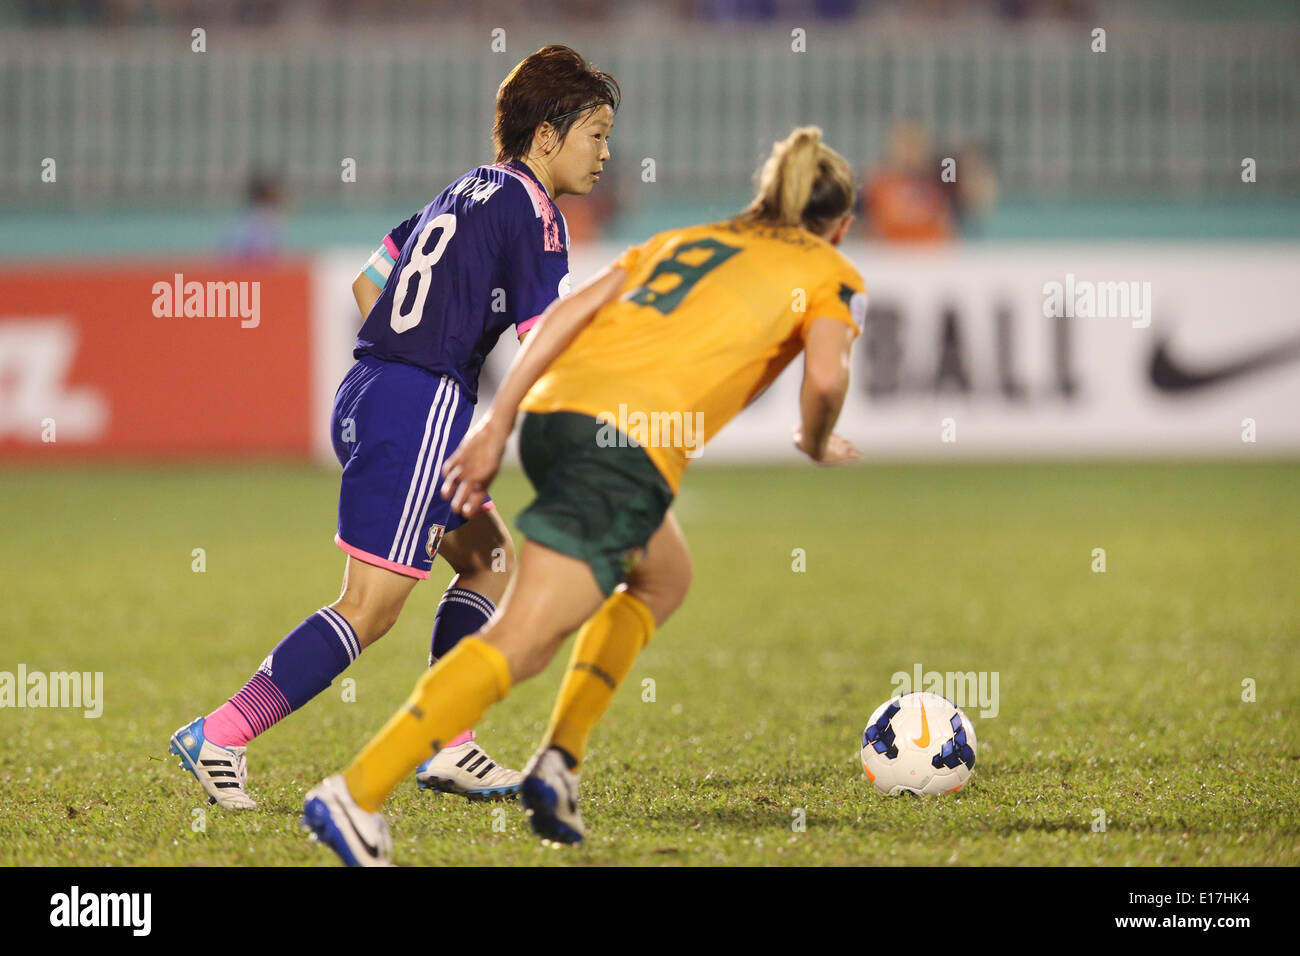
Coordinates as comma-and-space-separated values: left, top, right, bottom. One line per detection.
860, 692, 977, 796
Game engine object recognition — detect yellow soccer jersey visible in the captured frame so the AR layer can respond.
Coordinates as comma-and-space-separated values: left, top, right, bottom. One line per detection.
520, 220, 867, 491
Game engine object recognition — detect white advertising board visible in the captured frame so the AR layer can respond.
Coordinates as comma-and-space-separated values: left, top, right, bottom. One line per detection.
313, 242, 1300, 463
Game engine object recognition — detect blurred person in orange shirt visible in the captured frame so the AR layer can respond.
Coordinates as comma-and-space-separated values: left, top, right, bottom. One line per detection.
862, 120, 954, 242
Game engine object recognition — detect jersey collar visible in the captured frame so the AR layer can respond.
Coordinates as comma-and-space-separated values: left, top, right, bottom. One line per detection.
507, 160, 553, 201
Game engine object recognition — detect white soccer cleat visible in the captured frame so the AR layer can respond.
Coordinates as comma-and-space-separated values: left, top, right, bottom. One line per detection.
520, 747, 585, 845
168, 716, 257, 810
302, 774, 393, 867
415, 739, 523, 800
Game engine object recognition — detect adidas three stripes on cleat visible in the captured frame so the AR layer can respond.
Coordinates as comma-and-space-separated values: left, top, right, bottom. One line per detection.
168, 716, 257, 810
415, 739, 523, 800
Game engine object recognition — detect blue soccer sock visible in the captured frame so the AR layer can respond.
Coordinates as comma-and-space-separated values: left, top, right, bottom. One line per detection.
205, 607, 360, 748
430, 587, 496, 664
428, 587, 496, 747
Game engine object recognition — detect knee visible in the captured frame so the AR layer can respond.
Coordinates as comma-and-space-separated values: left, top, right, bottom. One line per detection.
508, 636, 562, 683
445, 520, 516, 577
479, 622, 562, 684
628, 556, 692, 627
483, 530, 516, 576
332, 593, 402, 648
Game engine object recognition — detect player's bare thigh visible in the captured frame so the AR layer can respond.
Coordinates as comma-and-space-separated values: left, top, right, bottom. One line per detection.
477, 512, 691, 683
623, 510, 692, 626
437, 507, 516, 605
330, 555, 420, 649
477, 539, 607, 683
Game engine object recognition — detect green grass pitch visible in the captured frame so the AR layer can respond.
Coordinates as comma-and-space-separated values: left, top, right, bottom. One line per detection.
1, 460, 1296, 866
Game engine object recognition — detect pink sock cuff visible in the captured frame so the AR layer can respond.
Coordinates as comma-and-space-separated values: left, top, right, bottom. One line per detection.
203, 702, 256, 749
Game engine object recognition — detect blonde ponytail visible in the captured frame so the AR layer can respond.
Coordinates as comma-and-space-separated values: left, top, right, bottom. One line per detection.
773, 127, 822, 225
737, 126, 855, 232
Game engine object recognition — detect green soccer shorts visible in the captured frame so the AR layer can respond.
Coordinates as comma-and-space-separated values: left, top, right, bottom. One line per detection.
516, 411, 675, 596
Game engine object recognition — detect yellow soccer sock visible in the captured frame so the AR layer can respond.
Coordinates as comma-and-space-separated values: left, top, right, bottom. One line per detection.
544, 590, 656, 769
343, 636, 511, 813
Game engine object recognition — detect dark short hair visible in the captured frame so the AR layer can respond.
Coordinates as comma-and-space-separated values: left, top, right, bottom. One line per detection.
493, 45, 620, 164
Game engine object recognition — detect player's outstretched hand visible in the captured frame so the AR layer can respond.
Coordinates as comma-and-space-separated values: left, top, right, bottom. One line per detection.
792, 426, 863, 465
441, 415, 509, 518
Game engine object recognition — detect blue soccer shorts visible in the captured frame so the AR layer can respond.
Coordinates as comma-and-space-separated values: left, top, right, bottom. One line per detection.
330, 355, 492, 579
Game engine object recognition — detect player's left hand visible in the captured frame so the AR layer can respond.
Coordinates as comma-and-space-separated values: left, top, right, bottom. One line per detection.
441, 415, 508, 518
792, 425, 863, 465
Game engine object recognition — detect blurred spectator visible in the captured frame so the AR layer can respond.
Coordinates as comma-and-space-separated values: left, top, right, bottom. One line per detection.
225, 173, 287, 258
943, 142, 999, 231
862, 120, 955, 242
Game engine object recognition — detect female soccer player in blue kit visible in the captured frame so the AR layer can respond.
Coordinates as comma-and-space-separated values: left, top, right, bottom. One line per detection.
169, 45, 619, 807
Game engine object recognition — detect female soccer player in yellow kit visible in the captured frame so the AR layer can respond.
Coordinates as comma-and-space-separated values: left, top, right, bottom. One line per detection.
303, 126, 869, 865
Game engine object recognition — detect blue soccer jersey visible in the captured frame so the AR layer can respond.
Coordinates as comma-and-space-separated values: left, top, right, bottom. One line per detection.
355, 160, 571, 402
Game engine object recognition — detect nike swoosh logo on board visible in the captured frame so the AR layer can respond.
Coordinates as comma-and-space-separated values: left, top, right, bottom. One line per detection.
1149, 334, 1300, 393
